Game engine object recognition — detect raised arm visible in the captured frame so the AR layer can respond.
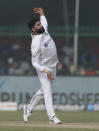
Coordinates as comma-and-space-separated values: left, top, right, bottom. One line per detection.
40, 15, 48, 32
33, 8, 48, 32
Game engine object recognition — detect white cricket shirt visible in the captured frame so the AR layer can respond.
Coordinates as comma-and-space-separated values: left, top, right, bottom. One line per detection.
31, 16, 59, 73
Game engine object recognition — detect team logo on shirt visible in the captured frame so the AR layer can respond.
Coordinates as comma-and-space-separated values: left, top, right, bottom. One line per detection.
44, 43, 48, 47
44, 38, 52, 47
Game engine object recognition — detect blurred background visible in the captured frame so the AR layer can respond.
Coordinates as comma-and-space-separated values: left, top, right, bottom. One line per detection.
0, 0, 99, 76
0, 0, 99, 112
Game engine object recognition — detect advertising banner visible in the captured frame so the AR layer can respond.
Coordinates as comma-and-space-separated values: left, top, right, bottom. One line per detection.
0, 76, 99, 107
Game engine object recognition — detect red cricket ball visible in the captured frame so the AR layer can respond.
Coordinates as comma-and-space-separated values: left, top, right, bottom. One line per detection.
33, 8, 39, 12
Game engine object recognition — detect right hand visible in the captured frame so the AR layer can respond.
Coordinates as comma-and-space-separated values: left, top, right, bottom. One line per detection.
43, 68, 54, 80
47, 72, 55, 80
33, 8, 44, 16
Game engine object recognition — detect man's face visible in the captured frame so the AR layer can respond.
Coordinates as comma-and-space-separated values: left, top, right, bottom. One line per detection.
32, 21, 42, 31
32, 21, 45, 34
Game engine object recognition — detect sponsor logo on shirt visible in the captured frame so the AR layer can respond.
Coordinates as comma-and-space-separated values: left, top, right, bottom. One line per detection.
44, 38, 52, 47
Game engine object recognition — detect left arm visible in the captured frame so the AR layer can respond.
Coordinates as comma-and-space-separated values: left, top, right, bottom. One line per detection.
32, 54, 54, 80
40, 15, 48, 32
33, 8, 48, 32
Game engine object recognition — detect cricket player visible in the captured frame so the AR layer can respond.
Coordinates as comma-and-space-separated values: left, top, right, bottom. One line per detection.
23, 8, 62, 124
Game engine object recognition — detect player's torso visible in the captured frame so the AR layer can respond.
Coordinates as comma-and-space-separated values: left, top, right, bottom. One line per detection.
40, 33, 57, 60
31, 32, 59, 68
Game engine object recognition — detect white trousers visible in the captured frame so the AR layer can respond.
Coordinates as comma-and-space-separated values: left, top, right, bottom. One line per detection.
28, 75, 55, 120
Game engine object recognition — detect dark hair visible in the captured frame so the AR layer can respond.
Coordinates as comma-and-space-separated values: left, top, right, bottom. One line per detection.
28, 17, 40, 31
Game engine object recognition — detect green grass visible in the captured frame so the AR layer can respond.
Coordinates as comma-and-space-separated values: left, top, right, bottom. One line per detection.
0, 127, 98, 131
0, 111, 99, 131
0, 111, 99, 123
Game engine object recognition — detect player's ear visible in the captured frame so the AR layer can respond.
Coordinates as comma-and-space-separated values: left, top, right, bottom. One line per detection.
32, 27, 36, 32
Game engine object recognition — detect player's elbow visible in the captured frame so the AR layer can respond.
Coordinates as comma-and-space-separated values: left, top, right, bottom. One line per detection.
32, 62, 36, 68
43, 25, 48, 32
45, 23, 48, 27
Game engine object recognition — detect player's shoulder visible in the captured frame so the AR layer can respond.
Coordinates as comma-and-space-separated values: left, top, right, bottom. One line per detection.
43, 32, 50, 37
31, 43, 40, 56
31, 33, 34, 38
31, 37, 41, 56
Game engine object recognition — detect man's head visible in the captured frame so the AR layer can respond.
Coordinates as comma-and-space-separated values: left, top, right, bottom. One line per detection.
28, 17, 45, 34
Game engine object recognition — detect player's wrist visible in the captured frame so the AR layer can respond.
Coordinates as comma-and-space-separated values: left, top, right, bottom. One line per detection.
43, 68, 48, 73
40, 13, 44, 16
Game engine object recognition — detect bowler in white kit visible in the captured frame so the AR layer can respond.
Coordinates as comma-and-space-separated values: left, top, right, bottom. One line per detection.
23, 8, 62, 124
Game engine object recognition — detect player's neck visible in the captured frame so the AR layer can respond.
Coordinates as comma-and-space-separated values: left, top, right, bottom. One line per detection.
34, 32, 40, 35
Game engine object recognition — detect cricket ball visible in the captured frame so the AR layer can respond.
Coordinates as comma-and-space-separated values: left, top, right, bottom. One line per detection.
33, 8, 39, 12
